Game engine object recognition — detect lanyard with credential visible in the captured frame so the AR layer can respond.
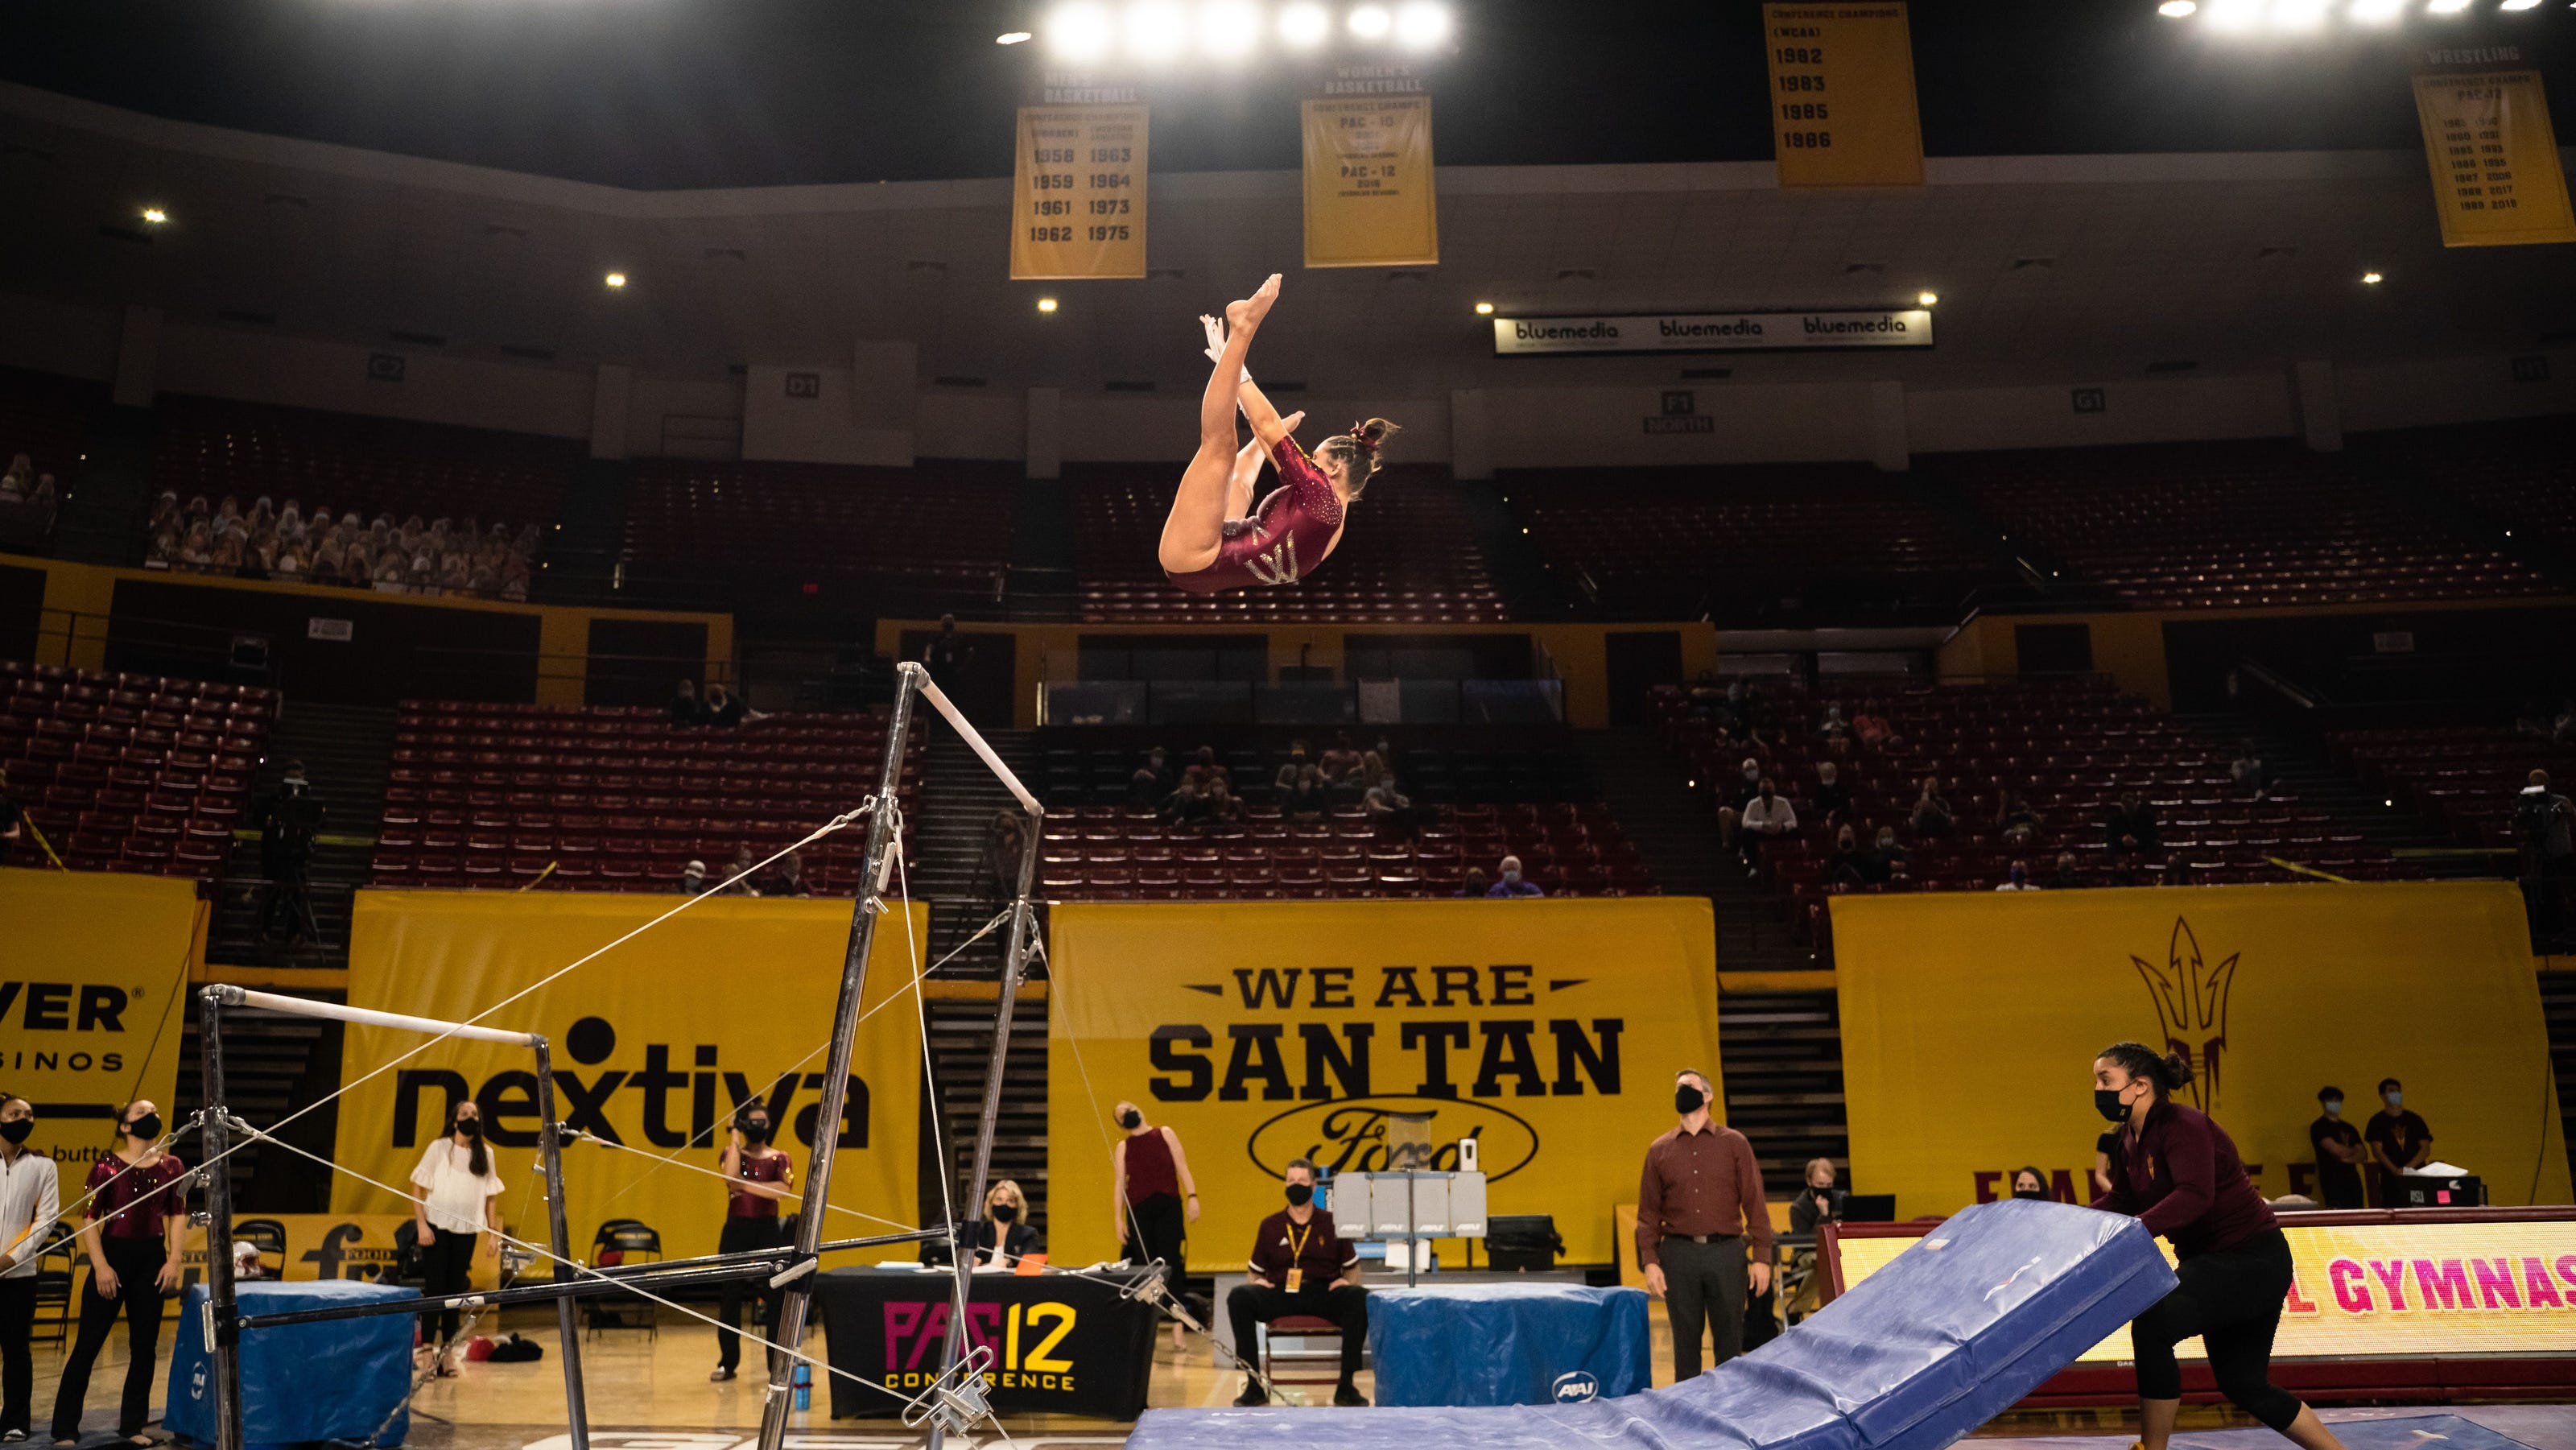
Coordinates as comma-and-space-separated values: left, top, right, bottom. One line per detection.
1284, 1219, 1314, 1293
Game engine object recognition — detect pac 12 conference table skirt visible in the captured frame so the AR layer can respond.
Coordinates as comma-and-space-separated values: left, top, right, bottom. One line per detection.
812, 1266, 1161, 1420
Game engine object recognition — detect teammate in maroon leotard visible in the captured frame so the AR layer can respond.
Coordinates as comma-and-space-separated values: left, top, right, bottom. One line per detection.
1158, 274, 1399, 593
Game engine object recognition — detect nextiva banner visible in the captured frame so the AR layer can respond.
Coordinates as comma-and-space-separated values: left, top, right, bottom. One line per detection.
1492, 309, 1934, 355
332, 892, 924, 1263
1046, 899, 1721, 1266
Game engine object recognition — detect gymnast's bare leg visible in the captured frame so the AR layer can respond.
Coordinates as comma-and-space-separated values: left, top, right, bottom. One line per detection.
1158, 273, 1278, 576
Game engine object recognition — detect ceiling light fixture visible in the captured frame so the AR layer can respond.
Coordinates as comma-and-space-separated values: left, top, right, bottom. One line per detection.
1394, 2, 1451, 47
1278, 2, 1330, 45
1918, 291, 1939, 307
1047, 3, 1117, 60
604, 272, 628, 288
1126, 1, 1189, 59
2361, 271, 2383, 283
2349, 0, 2407, 20
997, 30, 1034, 43
1038, 297, 1060, 313
2157, 0, 2197, 14
1198, 1, 1263, 56
1475, 301, 1495, 315
140, 207, 168, 225
1348, 4, 1393, 39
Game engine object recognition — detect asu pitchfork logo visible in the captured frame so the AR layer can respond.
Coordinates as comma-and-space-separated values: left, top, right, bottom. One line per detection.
1244, 534, 1301, 586
2128, 917, 2239, 1112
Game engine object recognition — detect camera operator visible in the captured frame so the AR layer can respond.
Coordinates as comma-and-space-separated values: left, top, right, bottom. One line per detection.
258, 760, 326, 944
2514, 770, 2574, 949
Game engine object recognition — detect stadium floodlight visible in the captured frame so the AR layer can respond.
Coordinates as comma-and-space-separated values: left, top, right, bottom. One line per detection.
1918, 291, 1939, 307
1199, 0, 1263, 56
1474, 300, 1494, 315
1279, 2, 1330, 45
2203, 0, 2265, 28
604, 271, 628, 289
1394, 2, 1451, 47
2500, 0, 2541, 10
2361, 271, 2384, 283
1046, 3, 1116, 60
2426, 0, 2471, 12
1126, 1, 1189, 60
2348, 0, 2406, 22
2270, 0, 2331, 26
140, 207, 168, 225
996, 30, 1034, 43
2157, 0, 2198, 14
1038, 296, 1060, 313
1349, 4, 1393, 39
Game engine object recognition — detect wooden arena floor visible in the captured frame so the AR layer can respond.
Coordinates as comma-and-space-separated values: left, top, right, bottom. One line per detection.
29, 1303, 2572, 1450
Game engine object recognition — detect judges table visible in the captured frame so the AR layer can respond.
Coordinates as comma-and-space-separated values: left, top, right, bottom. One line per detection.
814, 1265, 1160, 1420
1367, 1283, 1650, 1407
165, 1280, 415, 1449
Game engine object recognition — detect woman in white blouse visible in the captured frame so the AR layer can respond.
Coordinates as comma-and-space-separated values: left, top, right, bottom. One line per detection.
408, 1101, 504, 1376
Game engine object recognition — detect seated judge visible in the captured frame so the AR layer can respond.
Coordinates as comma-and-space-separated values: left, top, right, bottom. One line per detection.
1227, 1158, 1368, 1407
925, 1179, 1044, 1268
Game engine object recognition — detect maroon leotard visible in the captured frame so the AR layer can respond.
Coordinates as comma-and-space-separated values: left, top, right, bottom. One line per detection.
1165, 434, 1344, 595
727, 1149, 791, 1219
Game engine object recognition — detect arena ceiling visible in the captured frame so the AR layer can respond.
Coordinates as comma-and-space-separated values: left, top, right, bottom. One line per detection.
3, 81, 2573, 397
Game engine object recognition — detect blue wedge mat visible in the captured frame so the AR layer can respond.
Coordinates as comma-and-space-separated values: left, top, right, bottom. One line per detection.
1132, 1200, 2178, 1450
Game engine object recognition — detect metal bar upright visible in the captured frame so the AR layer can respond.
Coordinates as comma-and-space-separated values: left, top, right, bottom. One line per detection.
926, 777, 1042, 1450
754, 667, 919, 1450
198, 990, 246, 1450
531, 1039, 592, 1450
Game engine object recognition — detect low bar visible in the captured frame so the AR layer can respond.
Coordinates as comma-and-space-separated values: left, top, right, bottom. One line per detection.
208, 985, 539, 1047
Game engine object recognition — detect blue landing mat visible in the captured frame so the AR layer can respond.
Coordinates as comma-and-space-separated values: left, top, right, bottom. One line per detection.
2173, 1415, 2537, 1450
1133, 1199, 2178, 1450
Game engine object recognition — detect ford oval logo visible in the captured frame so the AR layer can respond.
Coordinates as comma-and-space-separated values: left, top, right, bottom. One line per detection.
1245, 1095, 1540, 1181
1550, 1370, 1600, 1402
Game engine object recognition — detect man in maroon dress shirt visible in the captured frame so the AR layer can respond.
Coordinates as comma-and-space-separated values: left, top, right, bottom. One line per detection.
1637, 1068, 1772, 1379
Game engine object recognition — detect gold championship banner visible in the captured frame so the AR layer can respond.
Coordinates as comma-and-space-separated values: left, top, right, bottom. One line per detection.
1763, 4, 1926, 188
1838, 1215, 2576, 1360
1302, 70, 1439, 269
1834, 882, 2570, 1221
1011, 102, 1148, 280
2412, 48, 2576, 248
1046, 899, 1719, 1266
0, 869, 195, 1175
333, 892, 924, 1263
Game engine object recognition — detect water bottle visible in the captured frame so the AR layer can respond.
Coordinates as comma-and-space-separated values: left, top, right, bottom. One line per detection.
792, 1361, 811, 1411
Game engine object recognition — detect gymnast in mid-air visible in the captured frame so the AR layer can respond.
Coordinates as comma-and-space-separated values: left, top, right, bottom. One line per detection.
1158, 272, 1397, 593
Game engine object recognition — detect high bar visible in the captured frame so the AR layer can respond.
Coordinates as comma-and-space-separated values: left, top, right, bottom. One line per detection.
902, 663, 1041, 818
205, 985, 540, 1047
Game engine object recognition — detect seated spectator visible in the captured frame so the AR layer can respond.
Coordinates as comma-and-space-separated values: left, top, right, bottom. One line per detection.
1852, 699, 1899, 752
764, 850, 815, 899
681, 859, 712, 895
2104, 790, 2161, 857
703, 683, 766, 728
1825, 826, 1870, 888
2047, 852, 2083, 890
2159, 853, 2198, 887
1908, 775, 1953, 838
1865, 825, 1909, 885
1281, 766, 1329, 820
2229, 739, 2267, 800
1811, 760, 1850, 823
1362, 773, 1418, 837
1455, 866, 1489, 898
1739, 777, 1798, 876
1189, 745, 1228, 790
178, 522, 213, 569
1486, 855, 1543, 898
1817, 701, 1851, 755
1318, 733, 1364, 785
722, 844, 762, 895
1132, 746, 1175, 803
1203, 776, 1245, 828
0, 454, 28, 499
1273, 740, 1313, 793
147, 490, 181, 535
1995, 859, 2039, 891
1166, 771, 1215, 828
1715, 755, 1764, 849
670, 679, 708, 726
1995, 790, 2043, 849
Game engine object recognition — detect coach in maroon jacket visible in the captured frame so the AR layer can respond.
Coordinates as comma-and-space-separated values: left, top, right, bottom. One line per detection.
1227, 1158, 1368, 1407
2093, 1042, 2352, 1450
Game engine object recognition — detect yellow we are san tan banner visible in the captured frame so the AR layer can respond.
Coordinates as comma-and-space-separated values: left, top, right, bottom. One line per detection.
1011, 102, 1149, 280
2411, 51, 2576, 248
0, 869, 196, 1174
1763, 4, 1926, 188
332, 891, 925, 1265
1839, 1215, 2576, 1360
1302, 71, 1439, 269
1046, 899, 1719, 1266
1834, 882, 2570, 1222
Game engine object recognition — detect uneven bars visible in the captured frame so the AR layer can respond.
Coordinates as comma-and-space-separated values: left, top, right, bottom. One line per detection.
902, 663, 1041, 817
205, 985, 539, 1047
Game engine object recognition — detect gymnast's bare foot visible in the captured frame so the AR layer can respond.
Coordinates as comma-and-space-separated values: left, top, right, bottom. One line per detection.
1226, 273, 1281, 330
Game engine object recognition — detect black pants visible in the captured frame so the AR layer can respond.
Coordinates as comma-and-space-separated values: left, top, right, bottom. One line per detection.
0, 1275, 33, 1438
1228, 1283, 1368, 1382
1659, 1233, 1748, 1380
2129, 1228, 2303, 1432
420, 1224, 481, 1344
50, 1237, 168, 1440
1122, 1192, 1187, 1279
2318, 1174, 2366, 1211
717, 1217, 788, 1372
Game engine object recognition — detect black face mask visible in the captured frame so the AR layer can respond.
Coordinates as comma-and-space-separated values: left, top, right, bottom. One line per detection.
1117, 1110, 1142, 1130
2094, 1088, 2131, 1124
0, 1119, 31, 1145
2012, 1188, 2048, 1201
740, 1120, 770, 1144
1674, 1084, 1706, 1115
1283, 1182, 1314, 1208
455, 1117, 482, 1139
126, 1113, 163, 1141
990, 1204, 1018, 1224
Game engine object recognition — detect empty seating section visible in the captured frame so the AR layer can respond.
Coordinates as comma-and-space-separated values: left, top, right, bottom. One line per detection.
1505, 465, 2004, 619
369, 703, 921, 894
1036, 733, 1653, 900
1943, 440, 2558, 608
2367, 417, 2576, 560
0, 365, 104, 484
2329, 725, 2575, 849
153, 395, 582, 535
1650, 680, 2402, 940
1068, 464, 1509, 623
0, 659, 276, 878
620, 459, 1014, 601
